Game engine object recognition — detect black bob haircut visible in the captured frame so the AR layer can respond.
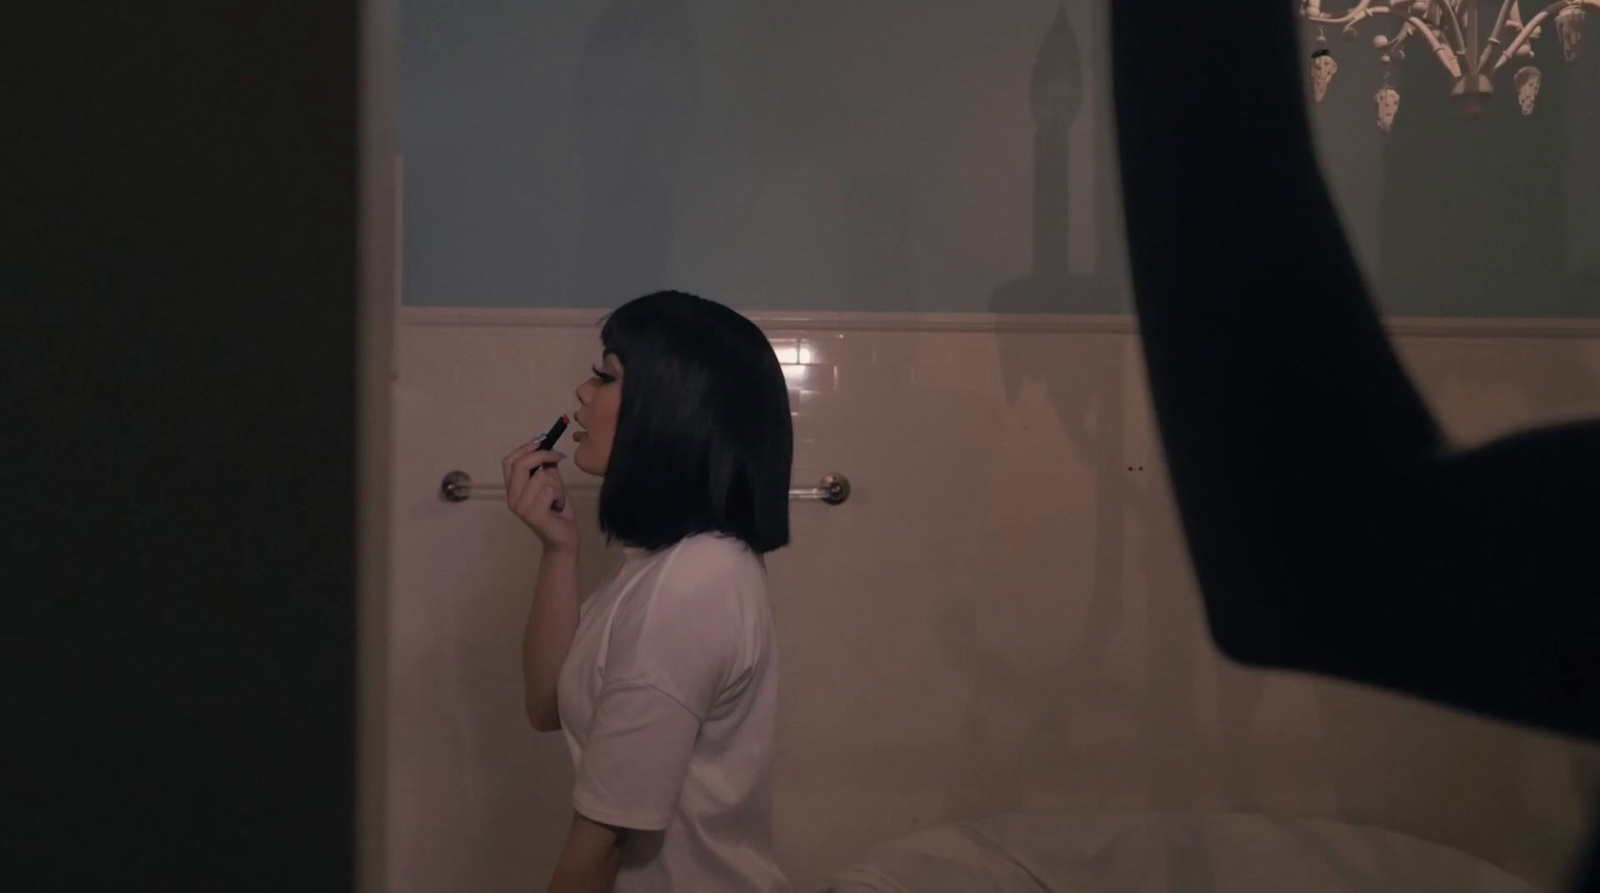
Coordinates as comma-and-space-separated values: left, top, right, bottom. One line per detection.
596, 290, 793, 555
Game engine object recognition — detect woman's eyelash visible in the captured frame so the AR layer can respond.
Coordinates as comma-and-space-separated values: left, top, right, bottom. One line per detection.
592, 366, 613, 382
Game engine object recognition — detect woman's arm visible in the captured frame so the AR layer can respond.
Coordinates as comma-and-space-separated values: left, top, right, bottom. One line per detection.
547, 812, 625, 893
502, 443, 585, 733
1109, 1, 1600, 740
523, 545, 582, 732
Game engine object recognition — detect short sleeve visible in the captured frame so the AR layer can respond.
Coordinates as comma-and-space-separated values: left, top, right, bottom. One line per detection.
603, 546, 747, 719
572, 681, 701, 831
571, 540, 755, 830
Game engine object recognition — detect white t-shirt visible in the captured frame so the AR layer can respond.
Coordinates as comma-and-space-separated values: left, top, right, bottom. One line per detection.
556, 532, 788, 893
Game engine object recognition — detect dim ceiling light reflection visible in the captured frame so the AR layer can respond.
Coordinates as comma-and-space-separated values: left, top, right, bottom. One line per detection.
771, 342, 815, 366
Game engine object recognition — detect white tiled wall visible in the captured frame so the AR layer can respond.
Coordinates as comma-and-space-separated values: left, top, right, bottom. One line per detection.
387, 309, 1600, 893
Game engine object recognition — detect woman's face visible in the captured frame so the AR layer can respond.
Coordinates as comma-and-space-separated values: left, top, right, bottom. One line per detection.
572, 350, 622, 476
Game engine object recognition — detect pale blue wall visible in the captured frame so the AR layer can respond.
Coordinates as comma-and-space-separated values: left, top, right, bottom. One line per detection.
398, 0, 1599, 317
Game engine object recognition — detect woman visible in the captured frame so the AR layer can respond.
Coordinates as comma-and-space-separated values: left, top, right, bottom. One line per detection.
500, 290, 793, 893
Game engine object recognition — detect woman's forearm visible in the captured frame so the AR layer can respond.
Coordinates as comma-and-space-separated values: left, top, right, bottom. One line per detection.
1109, 2, 1440, 471
523, 545, 581, 732
1108, 2, 1439, 646
547, 813, 624, 893
1108, 2, 1600, 741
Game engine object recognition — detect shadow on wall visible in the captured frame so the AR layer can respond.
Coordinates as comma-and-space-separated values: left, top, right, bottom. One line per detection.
937, 344, 1291, 819
576, 0, 699, 307
989, 4, 1127, 318
965, 4, 1280, 818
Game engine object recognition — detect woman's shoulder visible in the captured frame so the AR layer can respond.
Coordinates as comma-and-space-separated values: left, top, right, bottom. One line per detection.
669, 532, 763, 573
643, 533, 765, 598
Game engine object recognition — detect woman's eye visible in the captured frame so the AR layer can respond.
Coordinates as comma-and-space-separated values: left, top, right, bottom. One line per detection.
591, 366, 614, 383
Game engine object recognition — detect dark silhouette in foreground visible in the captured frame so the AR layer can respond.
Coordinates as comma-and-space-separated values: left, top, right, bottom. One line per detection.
1109, 2, 1598, 885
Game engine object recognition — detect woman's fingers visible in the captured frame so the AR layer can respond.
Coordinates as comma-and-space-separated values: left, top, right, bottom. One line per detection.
526, 465, 567, 513
536, 460, 565, 488
516, 473, 571, 521
503, 439, 571, 530
516, 475, 554, 520
543, 467, 568, 515
514, 449, 563, 477
506, 449, 563, 502
502, 439, 545, 486
503, 438, 565, 482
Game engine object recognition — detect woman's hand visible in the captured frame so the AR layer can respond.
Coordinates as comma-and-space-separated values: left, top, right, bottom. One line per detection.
502, 442, 580, 554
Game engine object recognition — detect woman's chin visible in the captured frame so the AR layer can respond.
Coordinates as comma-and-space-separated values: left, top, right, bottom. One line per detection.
572, 449, 604, 477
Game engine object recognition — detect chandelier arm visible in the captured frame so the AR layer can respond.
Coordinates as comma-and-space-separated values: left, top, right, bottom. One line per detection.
1480, 0, 1522, 68
1303, 0, 1380, 26
1306, 6, 1425, 33
1388, 19, 1420, 51
1404, 15, 1466, 74
1433, 0, 1471, 61
1304, 3, 1457, 58
1305, 6, 1395, 28
1490, 0, 1600, 71
1303, 7, 1461, 75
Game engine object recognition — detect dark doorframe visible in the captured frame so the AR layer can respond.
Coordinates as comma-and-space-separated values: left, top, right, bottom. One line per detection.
8, 3, 393, 890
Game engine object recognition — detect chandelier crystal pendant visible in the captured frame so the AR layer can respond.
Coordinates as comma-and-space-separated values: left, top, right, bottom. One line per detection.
1376, 80, 1403, 133
1313, 47, 1341, 101
1515, 64, 1544, 112
1301, 0, 1594, 132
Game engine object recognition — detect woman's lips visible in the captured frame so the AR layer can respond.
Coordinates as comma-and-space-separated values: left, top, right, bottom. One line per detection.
573, 431, 587, 442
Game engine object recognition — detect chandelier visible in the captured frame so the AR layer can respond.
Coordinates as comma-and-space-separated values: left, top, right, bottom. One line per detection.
1302, 0, 1593, 133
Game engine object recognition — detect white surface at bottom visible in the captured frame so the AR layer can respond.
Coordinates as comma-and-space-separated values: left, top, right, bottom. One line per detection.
816, 811, 1543, 893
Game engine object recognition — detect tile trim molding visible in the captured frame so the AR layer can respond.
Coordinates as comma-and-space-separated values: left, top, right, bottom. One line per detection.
400, 306, 1600, 339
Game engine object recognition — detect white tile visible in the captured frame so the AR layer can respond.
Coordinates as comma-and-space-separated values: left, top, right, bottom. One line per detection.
391, 315, 1600, 891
